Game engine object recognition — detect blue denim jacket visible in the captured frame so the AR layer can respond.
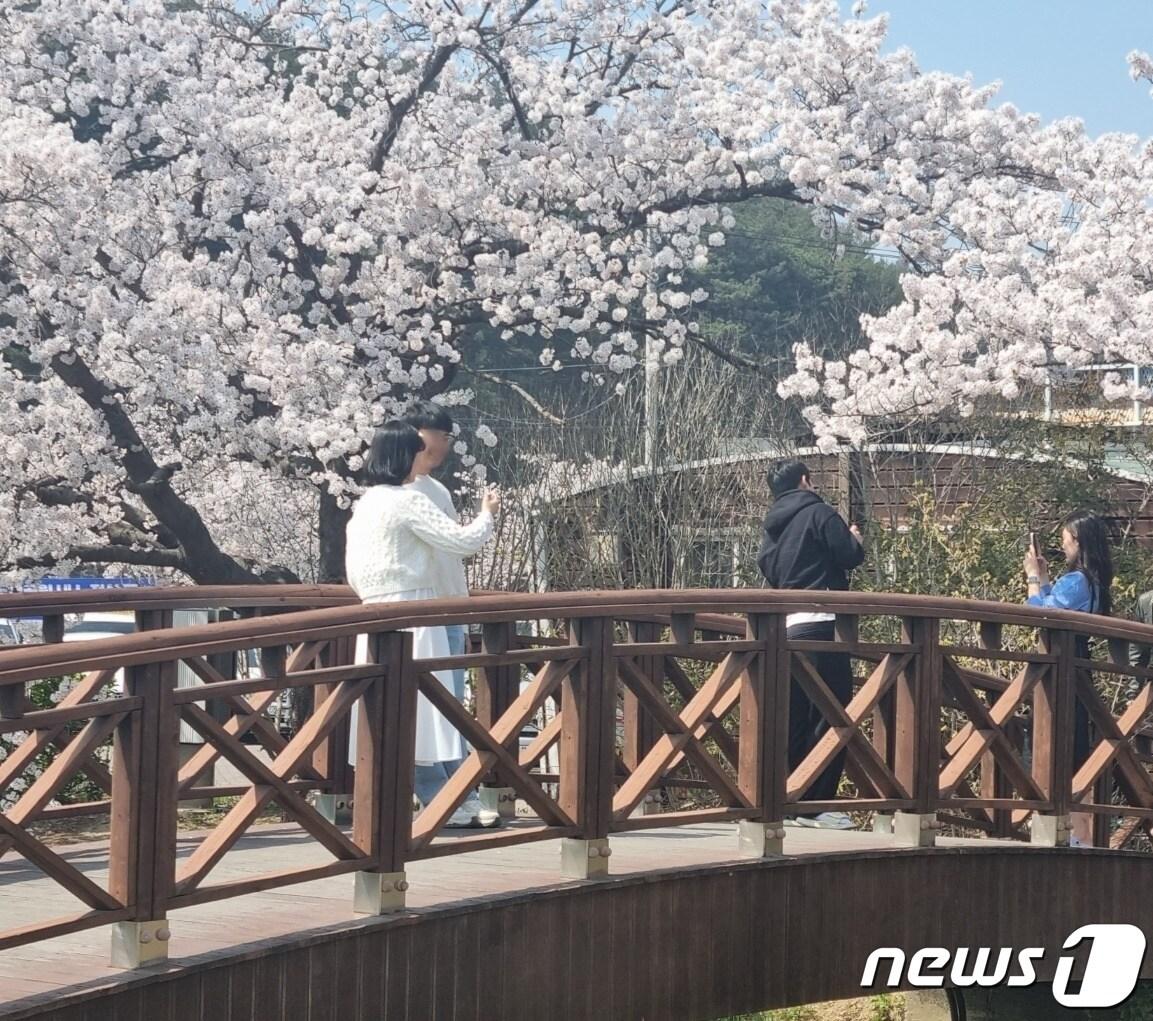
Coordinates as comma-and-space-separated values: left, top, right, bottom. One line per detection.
1026, 570, 1098, 613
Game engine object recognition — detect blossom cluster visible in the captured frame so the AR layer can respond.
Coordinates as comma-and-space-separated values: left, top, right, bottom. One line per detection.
2, 0, 1129, 571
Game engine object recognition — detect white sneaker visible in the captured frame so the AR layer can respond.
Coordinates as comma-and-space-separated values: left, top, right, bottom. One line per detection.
444, 806, 478, 828
444, 796, 501, 829
794, 811, 854, 830
462, 796, 501, 828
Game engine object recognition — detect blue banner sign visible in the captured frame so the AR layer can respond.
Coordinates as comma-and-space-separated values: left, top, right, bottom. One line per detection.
21, 576, 156, 592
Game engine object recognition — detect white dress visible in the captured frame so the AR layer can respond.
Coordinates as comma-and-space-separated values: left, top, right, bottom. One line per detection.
344, 485, 493, 764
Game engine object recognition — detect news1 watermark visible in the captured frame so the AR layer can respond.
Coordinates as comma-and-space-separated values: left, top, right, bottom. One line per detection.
861, 924, 1147, 1009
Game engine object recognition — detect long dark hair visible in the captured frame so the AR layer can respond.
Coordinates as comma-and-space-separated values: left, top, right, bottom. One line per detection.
1063, 510, 1113, 616
362, 421, 424, 486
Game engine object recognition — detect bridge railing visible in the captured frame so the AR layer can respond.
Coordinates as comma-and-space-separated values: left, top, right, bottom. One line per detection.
0, 585, 359, 825
2, 588, 1153, 966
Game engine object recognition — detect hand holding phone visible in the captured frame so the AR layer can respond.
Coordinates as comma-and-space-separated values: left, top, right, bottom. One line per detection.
1025, 531, 1047, 583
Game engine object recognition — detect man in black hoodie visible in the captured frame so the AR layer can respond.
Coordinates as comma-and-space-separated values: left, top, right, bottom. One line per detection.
757, 459, 864, 829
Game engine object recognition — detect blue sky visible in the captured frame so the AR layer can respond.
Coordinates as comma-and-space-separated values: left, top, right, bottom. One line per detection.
842, 0, 1152, 136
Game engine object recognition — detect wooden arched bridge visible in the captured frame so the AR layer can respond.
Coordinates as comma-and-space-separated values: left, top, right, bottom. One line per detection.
3, 586, 1153, 1020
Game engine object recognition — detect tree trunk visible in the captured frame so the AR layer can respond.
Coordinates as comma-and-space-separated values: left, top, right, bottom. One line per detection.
318, 488, 350, 583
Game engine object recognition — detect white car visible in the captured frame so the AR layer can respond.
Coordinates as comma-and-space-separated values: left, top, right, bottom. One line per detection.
61, 612, 138, 695
60, 610, 225, 746
62, 611, 137, 643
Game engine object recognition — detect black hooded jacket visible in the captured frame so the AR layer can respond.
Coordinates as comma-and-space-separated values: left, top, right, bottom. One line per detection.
756, 489, 864, 592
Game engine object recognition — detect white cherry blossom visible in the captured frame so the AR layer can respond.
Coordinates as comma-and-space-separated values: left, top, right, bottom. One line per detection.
0, 0, 1096, 579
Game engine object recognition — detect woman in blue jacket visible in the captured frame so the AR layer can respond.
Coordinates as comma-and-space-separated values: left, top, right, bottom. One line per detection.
1025, 510, 1113, 618
1024, 510, 1114, 846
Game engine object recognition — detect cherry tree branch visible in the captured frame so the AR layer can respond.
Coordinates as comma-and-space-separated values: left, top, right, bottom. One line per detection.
464, 367, 566, 424
46, 343, 260, 583
14, 545, 187, 572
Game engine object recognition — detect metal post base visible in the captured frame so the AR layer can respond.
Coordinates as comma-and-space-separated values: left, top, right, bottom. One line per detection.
738, 820, 786, 857
111, 919, 171, 969
314, 793, 353, 826
561, 837, 611, 879
894, 811, 939, 847
353, 871, 408, 915
1030, 813, 1071, 847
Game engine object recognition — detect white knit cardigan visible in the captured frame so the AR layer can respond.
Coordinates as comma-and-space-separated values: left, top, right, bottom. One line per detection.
345, 485, 493, 601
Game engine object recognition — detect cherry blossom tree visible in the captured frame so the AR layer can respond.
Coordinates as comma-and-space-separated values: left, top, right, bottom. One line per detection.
0, 0, 1058, 583
782, 50, 1153, 451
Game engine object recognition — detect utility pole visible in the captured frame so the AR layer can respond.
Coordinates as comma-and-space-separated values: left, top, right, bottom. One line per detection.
643, 228, 659, 468
644, 332, 659, 468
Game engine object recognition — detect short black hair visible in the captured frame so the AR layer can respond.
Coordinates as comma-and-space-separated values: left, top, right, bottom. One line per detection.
363, 421, 424, 486
768, 459, 809, 497
403, 400, 454, 433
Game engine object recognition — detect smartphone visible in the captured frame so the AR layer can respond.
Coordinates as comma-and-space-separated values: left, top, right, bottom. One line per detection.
1029, 531, 1039, 557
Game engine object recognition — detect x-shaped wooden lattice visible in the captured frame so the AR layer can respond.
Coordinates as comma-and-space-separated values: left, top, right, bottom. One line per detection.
176, 642, 328, 793
938, 656, 1047, 803
174, 677, 371, 895
517, 654, 741, 787
409, 659, 579, 849
612, 651, 754, 821
0, 708, 128, 911
788, 651, 912, 802
659, 657, 740, 770
0, 668, 120, 805
1073, 673, 1153, 809
614, 655, 746, 810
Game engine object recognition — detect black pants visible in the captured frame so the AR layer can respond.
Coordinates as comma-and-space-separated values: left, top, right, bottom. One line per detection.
1073, 636, 1092, 769
787, 620, 853, 806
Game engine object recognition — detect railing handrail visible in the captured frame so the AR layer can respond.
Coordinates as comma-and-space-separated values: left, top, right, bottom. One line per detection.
7, 583, 1153, 967
0, 583, 355, 618
2, 587, 1152, 688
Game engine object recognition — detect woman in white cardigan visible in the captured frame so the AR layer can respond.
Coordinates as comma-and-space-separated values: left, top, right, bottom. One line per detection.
345, 420, 500, 826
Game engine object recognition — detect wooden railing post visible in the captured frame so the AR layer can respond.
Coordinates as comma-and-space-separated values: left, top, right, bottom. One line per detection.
559, 616, 616, 879
0, 680, 23, 721
477, 621, 519, 817
737, 612, 788, 856
353, 630, 416, 913
893, 616, 942, 847
205, 611, 237, 729
41, 614, 64, 645
313, 635, 355, 824
623, 620, 662, 816
976, 621, 1014, 837
259, 643, 287, 682
109, 610, 178, 968
1, 615, 65, 719
1031, 628, 1076, 846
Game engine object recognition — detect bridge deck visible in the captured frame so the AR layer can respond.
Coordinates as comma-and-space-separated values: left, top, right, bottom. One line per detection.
0, 820, 1013, 1018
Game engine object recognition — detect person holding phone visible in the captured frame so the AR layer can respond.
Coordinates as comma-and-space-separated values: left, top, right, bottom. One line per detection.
1024, 511, 1113, 618
345, 420, 502, 827
757, 459, 865, 830
402, 400, 500, 828
1024, 510, 1114, 846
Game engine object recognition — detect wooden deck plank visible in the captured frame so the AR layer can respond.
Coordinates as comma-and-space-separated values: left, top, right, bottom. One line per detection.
0, 819, 1016, 1017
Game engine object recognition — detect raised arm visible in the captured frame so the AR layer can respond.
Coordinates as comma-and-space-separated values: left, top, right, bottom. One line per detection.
820, 508, 865, 571
1026, 572, 1093, 612
404, 491, 493, 556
